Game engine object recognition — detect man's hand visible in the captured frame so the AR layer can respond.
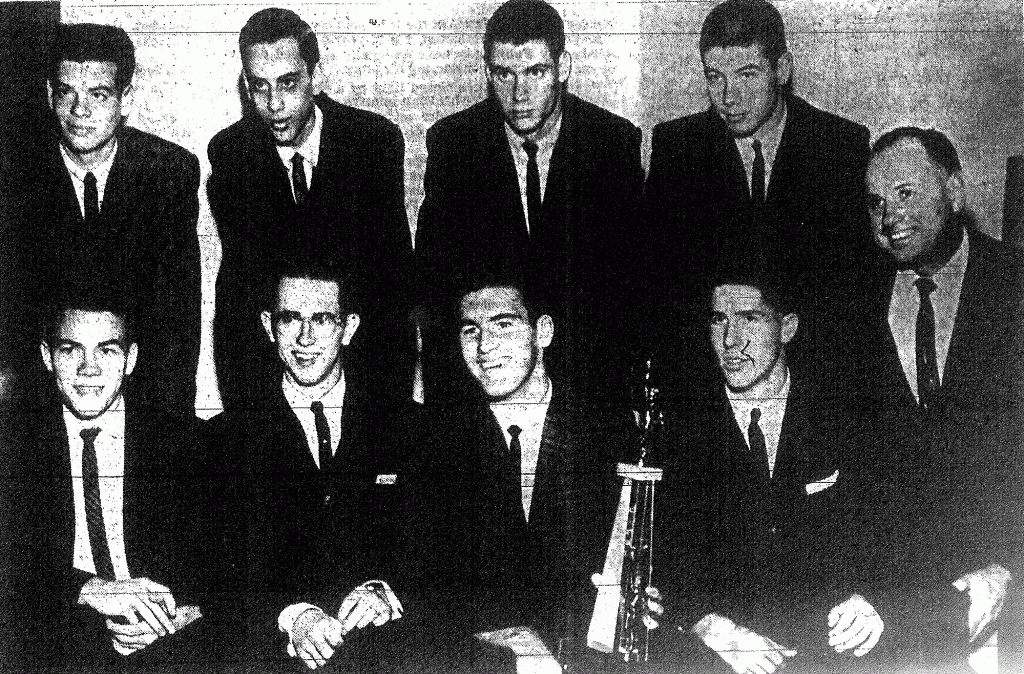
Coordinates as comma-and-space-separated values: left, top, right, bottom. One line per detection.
78, 577, 177, 637
288, 608, 344, 670
828, 594, 884, 656
107, 619, 160, 656
336, 581, 404, 635
691, 613, 796, 674
953, 563, 1012, 641
516, 654, 563, 674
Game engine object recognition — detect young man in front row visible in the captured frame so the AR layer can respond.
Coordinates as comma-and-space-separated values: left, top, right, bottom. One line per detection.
6, 294, 209, 671
653, 271, 889, 674
206, 260, 407, 672
408, 278, 633, 673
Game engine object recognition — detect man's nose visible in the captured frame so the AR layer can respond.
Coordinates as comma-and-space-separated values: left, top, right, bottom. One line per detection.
268, 86, 285, 112
478, 328, 498, 353
721, 78, 738, 106
512, 75, 529, 102
297, 319, 316, 346
70, 93, 90, 118
77, 352, 101, 375
722, 321, 741, 348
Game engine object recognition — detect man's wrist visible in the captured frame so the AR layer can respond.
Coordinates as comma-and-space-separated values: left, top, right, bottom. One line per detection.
279, 603, 323, 637
691, 613, 732, 640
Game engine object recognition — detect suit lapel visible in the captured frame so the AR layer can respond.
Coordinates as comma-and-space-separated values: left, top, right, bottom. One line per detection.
768, 98, 805, 206
309, 94, 343, 201
942, 235, 985, 401
483, 100, 531, 248
706, 111, 751, 214
99, 133, 130, 226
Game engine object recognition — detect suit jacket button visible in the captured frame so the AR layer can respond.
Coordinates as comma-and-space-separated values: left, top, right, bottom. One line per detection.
324, 494, 332, 504
769, 526, 777, 535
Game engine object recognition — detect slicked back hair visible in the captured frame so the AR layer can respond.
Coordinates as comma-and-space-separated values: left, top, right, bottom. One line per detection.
49, 23, 136, 93
239, 8, 320, 75
262, 258, 359, 316
872, 126, 962, 175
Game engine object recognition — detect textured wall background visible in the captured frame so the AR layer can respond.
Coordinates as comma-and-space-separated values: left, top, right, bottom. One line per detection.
60, 0, 1024, 415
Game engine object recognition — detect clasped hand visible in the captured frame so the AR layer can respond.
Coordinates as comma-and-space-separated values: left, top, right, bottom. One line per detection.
693, 613, 796, 674
78, 576, 178, 655
828, 593, 884, 657
288, 582, 404, 670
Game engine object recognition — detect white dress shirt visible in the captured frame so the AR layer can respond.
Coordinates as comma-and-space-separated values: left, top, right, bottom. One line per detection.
60, 139, 118, 219
275, 104, 323, 201
726, 370, 790, 478
888, 234, 969, 401
490, 378, 553, 521
282, 370, 345, 468
504, 110, 563, 233
64, 396, 131, 580
734, 102, 787, 197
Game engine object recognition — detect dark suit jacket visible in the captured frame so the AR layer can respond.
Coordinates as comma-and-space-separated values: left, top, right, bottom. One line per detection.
5, 386, 206, 670
407, 384, 627, 671
205, 368, 407, 671
15, 124, 201, 416
864, 228, 1024, 664
656, 373, 879, 666
207, 94, 414, 413
415, 94, 644, 407
645, 95, 879, 393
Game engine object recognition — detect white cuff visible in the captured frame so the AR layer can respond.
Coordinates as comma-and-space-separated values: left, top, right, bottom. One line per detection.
279, 602, 322, 636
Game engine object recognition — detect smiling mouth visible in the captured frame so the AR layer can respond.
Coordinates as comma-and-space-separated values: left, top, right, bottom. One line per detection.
721, 356, 749, 371
73, 385, 104, 395
885, 229, 914, 244
292, 351, 321, 365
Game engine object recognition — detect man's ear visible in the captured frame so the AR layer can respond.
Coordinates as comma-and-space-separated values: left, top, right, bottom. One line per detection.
536, 314, 554, 348
261, 311, 276, 343
946, 170, 966, 214
40, 343, 54, 373
774, 51, 793, 88
557, 51, 572, 84
341, 314, 360, 346
310, 61, 326, 94
117, 83, 135, 120
125, 343, 139, 377
780, 313, 799, 345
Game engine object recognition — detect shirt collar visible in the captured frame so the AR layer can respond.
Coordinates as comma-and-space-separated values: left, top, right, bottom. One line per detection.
60, 138, 118, 183
489, 376, 553, 426
275, 103, 323, 168
62, 394, 126, 439
737, 99, 787, 156
282, 367, 346, 412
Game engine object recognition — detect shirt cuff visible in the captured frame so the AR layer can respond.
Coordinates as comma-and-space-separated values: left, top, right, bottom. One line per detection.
279, 602, 321, 636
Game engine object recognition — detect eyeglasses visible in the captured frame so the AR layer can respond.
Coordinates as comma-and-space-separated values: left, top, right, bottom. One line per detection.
272, 311, 341, 339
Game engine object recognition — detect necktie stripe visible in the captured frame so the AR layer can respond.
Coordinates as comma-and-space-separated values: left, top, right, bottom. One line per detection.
311, 400, 331, 471
915, 276, 940, 410
523, 141, 541, 235
292, 153, 309, 206
81, 427, 115, 579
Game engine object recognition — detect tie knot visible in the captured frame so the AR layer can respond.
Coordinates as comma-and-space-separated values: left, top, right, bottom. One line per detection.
508, 424, 522, 439
80, 427, 101, 443
292, 152, 304, 167
84, 172, 97, 187
749, 408, 762, 425
915, 276, 937, 297
752, 139, 763, 155
522, 141, 538, 160
311, 400, 324, 415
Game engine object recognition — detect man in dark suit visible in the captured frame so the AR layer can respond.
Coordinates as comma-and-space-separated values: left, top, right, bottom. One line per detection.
654, 272, 887, 674
13, 23, 200, 417
408, 278, 628, 673
863, 127, 1023, 672
208, 8, 413, 413
206, 260, 406, 672
11, 294, 210, 671
415, 0, 644, 408
644, 0, 878, 394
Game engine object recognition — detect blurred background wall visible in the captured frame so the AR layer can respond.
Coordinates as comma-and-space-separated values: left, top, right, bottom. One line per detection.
46, 0, 1024, 414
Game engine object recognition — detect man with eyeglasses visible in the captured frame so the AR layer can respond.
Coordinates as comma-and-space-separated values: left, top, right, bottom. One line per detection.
206, 259, 408, 672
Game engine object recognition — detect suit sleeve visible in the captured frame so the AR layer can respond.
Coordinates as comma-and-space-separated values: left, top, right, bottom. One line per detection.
150, 150, 201, 417
415, 123, 462, 314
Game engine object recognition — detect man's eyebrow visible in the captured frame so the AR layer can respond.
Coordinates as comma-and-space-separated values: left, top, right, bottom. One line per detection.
489, 312, 525, 322
98, 339, 125, 349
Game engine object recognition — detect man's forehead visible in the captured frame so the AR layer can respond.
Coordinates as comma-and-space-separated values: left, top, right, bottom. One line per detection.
57, 309, 126, 341
58, 59, 119, 86
702, 43, 770, 69
712, 284, 768, 309
246, 37, 306, 75
489, 39, 555, 66
868, 139, 942, 183
461, 287, 528, 319
277, 276, 341, 311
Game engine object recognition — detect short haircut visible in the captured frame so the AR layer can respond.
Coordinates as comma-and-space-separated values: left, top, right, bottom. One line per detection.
699, 0, 787, 66
872, 126, 962, 175
708, 266, 797, 317
262, 258, 358, 315
239, 8, 320, 75
484, 0, 565, 62
49, 23, 136, 92
42, 289, 135, 348
456, 274, 551, 327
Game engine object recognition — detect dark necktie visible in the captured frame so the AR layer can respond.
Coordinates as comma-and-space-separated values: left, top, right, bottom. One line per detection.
523, 141, 542, 235
84, 171, 100, 226
292, 153, 309, 206
747, 408, 770, 481
915, 276, 940, 410
751, 139, 765, 207
311, 401, 331, 471
508, 424, 523, 491
81, 427, 115, 580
